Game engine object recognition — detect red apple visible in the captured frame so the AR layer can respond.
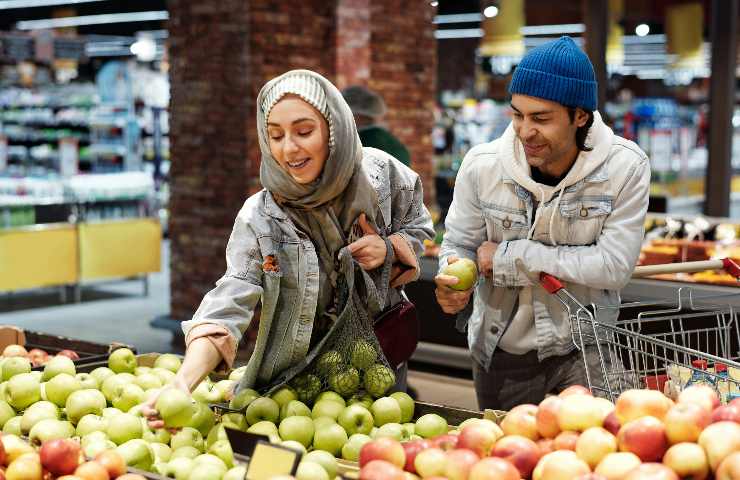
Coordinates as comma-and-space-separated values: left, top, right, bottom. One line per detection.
26, 349, 49, 367
678, 385, 720, 413
491, 435, 542, 479
698, 421, 740, 472
444, 449, 480, 480
662, 442, 709, 480
617, 416, 668, 462
401, 439, 431, 474
554, 431, 580, 451
664, 402, 710, 444
623, 463, 678, 480
575, 475, 609, 480
712, 404, 740, 424
0, 433, 5, 466
457, 424, 498, 457
39, 439, 82, 476
575, 427, 617, 469
360, 437, 406, 469
594, 452, 642, 480
603, 411, 621, 436
74, 461, 110, 480
94, 450, 126, 478
730, 397, 740, 409
616, 389, 672, 425
533, 450, 591, 480
716, 451, 740, 480
469, 457, 520, 480
360, 459, 405, 480
414, 448, 448, 478
502, 404, 540, 441
537, 396, 563, 439
560, 385, 593, 397
2, 345, 27, 357
57, 350, 80, 361
537, 438, 555, 456
430, 433, 459, 451
115, 475, 147, 480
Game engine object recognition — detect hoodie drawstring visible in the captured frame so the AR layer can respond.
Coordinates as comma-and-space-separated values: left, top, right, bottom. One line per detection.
548, 185, 565, 246
527, 185, 547, 240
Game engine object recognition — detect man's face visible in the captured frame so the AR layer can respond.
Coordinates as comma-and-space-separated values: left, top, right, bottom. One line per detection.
510, 94, 588, 173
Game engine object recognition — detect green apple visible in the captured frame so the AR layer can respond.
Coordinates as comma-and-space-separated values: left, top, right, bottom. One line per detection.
221, 412, 248, 431
171, 446, 201, 460
415, 413, 448, 439
207, 424, 227, 449
390, 391, 414, 423
20, 400, 59, 433
348, 392, 374, 410
155, 388, 194, 428
315, 391, 346, 406
338, 404, 374, 436
328, 368, 360, 398
76, 414, 108, 436
213, 380, 236, 400
271, 386, 298, 408
152, 367, 177, 385
281, 440, 307, 455
134, 366, 152, 376
313, 423, 348, 456
442, 257, 479, 291
195, 453, 228, 470
6, 372, 40, 410
246, 420, 279, 437
0, 381, 8, 402
107, 412, 143, 445
316, 350, 344, 377
111, 383, 145, 412
350, 340, 378, 370
66, 388, 106, 424
224, 465, 247, 480
313, 416, 337, 431
166, 457, 195, 480
375, 422, 406, 441
3, 416, 21, 435
229, 388, 259, 411
402, 422, 416, 438
82, 430, 109, 447
134, 373, 162, 390
304, 450, 338, 479
84, 439, 116, 458
192, 379, 224, 404
90, 367, 115, 385
101, 373, 135, 402
108, 348, 137, 374
30, 370, 42, 381
370, 397, 402, 426
150, 442, 172, 463
29, 418, 74, 444
280, 399, 312, 421
188, 463, 227, 480
2, 356, 31, 381
228, 366, 247, 382
291, 373, 322, 404
341, 433, 372, 462
312, 400, 344, 421
102, 407, 123, 418
143, 425, 171, 444
364, 364, 396, 398
279, 415, 314, 447
0, 400, 15, 429
116, 438, 154, 470
154, 353, 182, 373
208, 439, 234, 468
75, 373, 99, 390
297, 461, 330, 480
190, 401, 216, 436
170, 426, 204, 452
42, 355, 76, 381
245, 397, 280, 425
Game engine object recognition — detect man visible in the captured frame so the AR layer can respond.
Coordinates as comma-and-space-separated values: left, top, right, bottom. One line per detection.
342, 85, 411, 167
435, 36, 650, 410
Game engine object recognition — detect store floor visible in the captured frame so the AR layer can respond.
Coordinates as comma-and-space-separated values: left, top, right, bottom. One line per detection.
0, 240, 479, 410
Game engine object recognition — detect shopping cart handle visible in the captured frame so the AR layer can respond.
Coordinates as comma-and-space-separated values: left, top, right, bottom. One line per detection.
540, 272, 564, 294
722, 258, 740, 278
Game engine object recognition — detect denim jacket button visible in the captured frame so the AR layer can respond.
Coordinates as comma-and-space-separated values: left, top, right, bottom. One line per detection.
502, 218, 511, 229
490, 326, 499, 334
580, 207, 588, 217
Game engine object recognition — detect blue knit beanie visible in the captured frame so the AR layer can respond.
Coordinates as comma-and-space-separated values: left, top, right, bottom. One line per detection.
508, 36, 597, 111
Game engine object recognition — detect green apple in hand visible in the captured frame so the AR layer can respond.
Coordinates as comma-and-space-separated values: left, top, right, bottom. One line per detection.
338, 404, 375, 436
279, 415, 314, 448
155, 388, 195, 428
108, 348, 137, 374
441, 257, 478, 291
245, 397, 280, 425
370, 397, 402, 426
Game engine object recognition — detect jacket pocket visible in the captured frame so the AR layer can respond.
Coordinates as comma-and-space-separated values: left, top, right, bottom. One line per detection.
559, 198, 613, 245
481, 203, 528, 242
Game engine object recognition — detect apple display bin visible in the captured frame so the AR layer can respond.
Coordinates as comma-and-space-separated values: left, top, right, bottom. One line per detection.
76, 352, 180, 373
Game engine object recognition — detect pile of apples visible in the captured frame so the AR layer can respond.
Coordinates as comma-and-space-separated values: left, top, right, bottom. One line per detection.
355, 384, 740, 480
2, 344, 79, 368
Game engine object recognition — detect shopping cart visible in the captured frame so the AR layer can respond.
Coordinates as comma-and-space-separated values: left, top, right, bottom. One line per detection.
541, 258, 740, 402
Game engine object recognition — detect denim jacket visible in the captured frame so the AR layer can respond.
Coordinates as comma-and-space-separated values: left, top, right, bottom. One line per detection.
440, 113, 651, 370
182, 148, 434, 390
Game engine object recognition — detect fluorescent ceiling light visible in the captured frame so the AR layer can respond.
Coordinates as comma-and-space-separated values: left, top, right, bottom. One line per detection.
434, 28, 483, 39
433, 13, 483, 24
635, 24, 650, 37
483, 6, 498, 18
520, 23, 585, 35
0, 0, 104, 9
16, 10, 168, 30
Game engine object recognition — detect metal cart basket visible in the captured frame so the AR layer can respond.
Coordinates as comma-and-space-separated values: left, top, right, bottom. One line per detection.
542, 258, 740, 402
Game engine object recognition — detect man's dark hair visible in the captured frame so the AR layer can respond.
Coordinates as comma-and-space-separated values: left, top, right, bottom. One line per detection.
567, 108, 594, 152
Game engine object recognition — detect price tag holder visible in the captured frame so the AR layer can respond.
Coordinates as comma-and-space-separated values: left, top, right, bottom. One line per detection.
245, 441, 301, 480
224, 427, 269, 458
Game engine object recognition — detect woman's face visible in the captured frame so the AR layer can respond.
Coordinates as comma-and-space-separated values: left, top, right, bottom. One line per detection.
267, 95, 330, 185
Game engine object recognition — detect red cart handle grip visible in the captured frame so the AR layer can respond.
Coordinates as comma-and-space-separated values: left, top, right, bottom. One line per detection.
540, 272, 564, 294
722, 258, 740, 278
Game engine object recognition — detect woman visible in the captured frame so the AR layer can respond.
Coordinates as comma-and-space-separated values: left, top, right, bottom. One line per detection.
144, 70, 433, 424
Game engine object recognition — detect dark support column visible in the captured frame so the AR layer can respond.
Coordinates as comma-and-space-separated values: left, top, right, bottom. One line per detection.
582, 0, 608, 111
705, 0, 738, 217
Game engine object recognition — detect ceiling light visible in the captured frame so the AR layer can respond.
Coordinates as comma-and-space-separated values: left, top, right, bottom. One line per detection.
433, 13, 483, 24
483, 5, 499, 18
434, 28, 484, 39
0, 0, 104, 9
430, 1, 438, 6
520, 23, 586, 35
635, 24, 650, 37
16, 11, 168, 30
130, 37, 156, 62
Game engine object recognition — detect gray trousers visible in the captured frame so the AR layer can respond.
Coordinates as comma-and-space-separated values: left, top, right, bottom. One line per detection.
473, 346, 610, 411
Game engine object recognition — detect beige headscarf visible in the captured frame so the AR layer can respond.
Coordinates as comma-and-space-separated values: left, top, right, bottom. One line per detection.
257, 69, 380, 304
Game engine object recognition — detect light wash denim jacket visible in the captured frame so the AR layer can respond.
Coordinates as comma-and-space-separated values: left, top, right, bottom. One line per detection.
183, 148, 434, 391
440, 113, 651, 371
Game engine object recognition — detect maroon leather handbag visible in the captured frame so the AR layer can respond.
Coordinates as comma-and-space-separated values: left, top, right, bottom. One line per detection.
373, 291, 419, 368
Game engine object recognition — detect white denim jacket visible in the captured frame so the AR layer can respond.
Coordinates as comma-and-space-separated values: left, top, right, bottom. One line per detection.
440, 112, 651, 370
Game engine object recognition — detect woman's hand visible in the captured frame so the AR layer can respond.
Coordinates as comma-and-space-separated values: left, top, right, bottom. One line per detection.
348, 213, 389, 270
141, 375, 191, 431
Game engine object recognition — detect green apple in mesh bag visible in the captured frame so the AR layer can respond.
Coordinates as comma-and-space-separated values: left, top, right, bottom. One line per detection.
328, 367, 360, 398
441, 258, 478, 291
316, 350, 344, 377
364, 364, 396, 398
291, 373, 322, 405
271, 386, 298, 408
348, 391, 374, 409
350, 340, 377, 370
